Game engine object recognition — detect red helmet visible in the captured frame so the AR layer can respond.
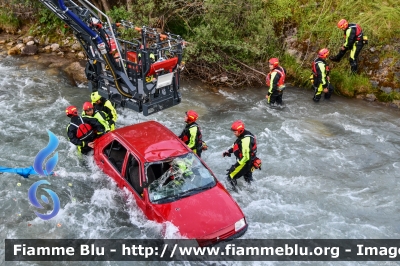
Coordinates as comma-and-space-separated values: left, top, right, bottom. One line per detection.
185, 110, 198, 123
83, 101, 94, 111
318, 48, 329, 59
231, 120, 245, 134
337, 19, 348, 30
269, 58, 279, 68
65, 105, 78, 117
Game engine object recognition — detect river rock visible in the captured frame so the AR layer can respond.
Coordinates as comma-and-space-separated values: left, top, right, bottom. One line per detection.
370, 80, 379, 88
64, 61, 86, 85
365, 93, 377, 102
392, 100, 400, 108
21, 45, 38, 55
15, 43, 25, 50
71, 43, 81, 51
77, 51, 85, 59
26, 41, 35, 46
6, 41, 15, 47
380, 87, 392, 94
8, 46, 20, 55
23, 36, 34, 44
43, 45, 51, 52
51, 43, 60, 52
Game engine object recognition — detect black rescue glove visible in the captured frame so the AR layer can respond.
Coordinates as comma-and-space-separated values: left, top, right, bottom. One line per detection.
222, 151, 231, 157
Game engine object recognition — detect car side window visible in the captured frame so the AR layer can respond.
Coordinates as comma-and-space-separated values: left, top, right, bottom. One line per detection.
103, 140, 127, 173
125, 154, 143, 197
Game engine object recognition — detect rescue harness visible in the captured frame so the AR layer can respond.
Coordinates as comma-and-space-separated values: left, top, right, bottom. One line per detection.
266, 66, 286, 91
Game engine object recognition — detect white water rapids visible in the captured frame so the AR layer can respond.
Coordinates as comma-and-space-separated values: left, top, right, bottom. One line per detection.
0, 57, 400, 266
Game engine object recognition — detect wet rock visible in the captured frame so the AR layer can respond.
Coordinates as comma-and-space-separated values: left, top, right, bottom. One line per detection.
43, 45, 51, 52
368, 55, 380, 65
356, 94, 364, 99
370, 80, 379, 88
365, 94, 377, 102
64, 61, 86, 85
8, 46, 20, 55
48, 61, 67, 68
22, 36, 34, 44
380, 87, 392, 94
392, 100, 400, 108
15, 43, 25, 50
6, 41, 16, 47
50, 43, 60, 52
77, 51, 85, 59
71, 43, 81, 51
375, 68, 389, 80
21, 45, 38, 56
383, 58, 393, 66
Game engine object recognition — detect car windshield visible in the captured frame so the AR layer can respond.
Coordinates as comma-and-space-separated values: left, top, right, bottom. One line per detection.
148, 153, 216, 203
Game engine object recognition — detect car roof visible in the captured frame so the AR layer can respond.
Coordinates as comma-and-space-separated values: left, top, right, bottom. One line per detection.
110, 121, 189, 162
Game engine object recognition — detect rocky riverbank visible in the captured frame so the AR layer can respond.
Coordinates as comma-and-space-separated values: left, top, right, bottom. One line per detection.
1, 32, 400, 109
0, 33, 87, 85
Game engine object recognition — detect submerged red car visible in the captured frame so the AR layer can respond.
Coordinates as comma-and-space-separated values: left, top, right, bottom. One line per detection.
93, 121, 247, 245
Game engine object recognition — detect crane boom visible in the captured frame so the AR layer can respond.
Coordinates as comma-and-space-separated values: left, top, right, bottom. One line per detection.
39, 0, 185, 116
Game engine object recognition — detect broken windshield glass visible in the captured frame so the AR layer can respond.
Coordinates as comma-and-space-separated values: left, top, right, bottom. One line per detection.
148, 153, 216, 203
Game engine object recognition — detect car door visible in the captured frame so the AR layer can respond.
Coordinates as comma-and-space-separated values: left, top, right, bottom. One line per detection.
123, 153, 146, 211
101, 140, 128, 186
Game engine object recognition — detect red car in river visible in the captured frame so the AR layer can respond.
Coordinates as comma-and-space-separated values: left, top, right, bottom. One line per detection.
93, 121, 247, 246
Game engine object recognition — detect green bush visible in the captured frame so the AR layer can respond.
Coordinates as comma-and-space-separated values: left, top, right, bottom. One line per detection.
377, 91, 400, 102
330, 71, 372, 97
107, 6, 130, 23
0, 9, 20, 33
0, 0, 398, 97
30, 7, 68, 36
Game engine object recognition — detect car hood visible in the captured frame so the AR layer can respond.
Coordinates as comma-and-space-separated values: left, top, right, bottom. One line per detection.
150, 183, 245, 239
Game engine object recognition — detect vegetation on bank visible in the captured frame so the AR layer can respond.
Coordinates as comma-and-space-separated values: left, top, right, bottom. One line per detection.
1, 0, 400, 101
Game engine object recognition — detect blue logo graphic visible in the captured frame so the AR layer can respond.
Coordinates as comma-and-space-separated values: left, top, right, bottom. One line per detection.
0, 130, 59, 178
0, 130, 61, 220
34, 130, 59, 176
29, 130, 60, 220
28, 180, 60, 220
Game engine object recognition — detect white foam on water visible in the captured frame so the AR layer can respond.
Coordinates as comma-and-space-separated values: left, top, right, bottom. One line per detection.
341, 123, 373, 135
2, 59, 400, 265
218, 89, 240, 100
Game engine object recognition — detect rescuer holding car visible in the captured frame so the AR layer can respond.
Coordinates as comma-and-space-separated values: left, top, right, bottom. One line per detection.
179, 110, 207, 158
91, 91, 118, 130
65, 105, 106, 155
